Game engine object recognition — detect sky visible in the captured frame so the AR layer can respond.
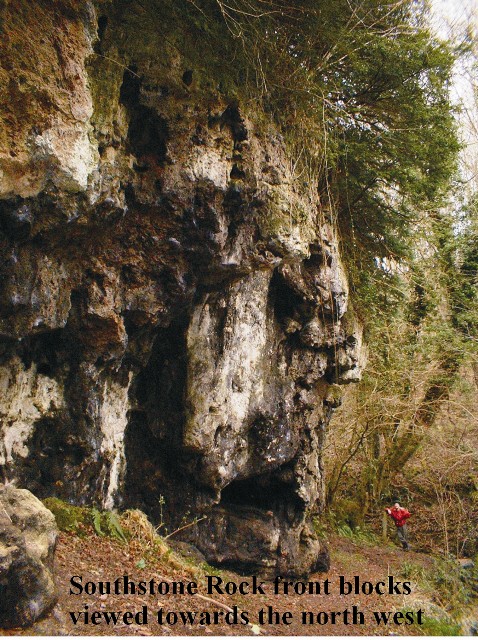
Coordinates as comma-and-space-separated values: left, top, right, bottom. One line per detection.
430, 0, 478, 185
430, 0, 476, 34
430, 0, 476, 105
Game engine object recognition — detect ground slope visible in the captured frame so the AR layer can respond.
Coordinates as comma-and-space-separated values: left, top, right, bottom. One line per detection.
1, 531, 455, 637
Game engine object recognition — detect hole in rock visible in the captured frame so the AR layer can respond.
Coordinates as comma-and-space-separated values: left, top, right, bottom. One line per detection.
123, 409, 202, 528
134, 320, 188, 440
269, 270, 308, 325
182, 69, 193, 86
119, 65, 140, 107
220, 474, 301, 513
18, 329, 63, 375
303, 248, 325, 269
220, 105, 248, 142
128, 108, 168, 160
124, 320, 193, 520
230, 164, 246, 180
96, 15, 108, 47
36, 362, 52, 376
119, 69, 169, 163
14, 417, 89, 499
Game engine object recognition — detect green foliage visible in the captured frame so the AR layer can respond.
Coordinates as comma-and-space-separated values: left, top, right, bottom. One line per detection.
433, 560, 471, 606
43, 497, 88, 534
43, 498, 127, 542
336, 32, 459, 291
91, 507, 104, 536
400, 560, 427, 582
100, 511, 128, 543
317, 499, 379, 544
415, 614, 462, 636
326, 201, 478, 521
335, 523, 379, 544
400, 557, 473, 614
447, 197, 478, 339
397, 558, 478, 636
100, 0, 459, 296
331, 497, 363, 530
311, 516, 329, 540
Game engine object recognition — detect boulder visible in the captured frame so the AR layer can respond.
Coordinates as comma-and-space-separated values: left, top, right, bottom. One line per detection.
0, 485, 58, 628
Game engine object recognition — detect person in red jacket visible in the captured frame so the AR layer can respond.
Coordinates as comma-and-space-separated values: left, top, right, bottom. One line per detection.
386, 502, 411, 551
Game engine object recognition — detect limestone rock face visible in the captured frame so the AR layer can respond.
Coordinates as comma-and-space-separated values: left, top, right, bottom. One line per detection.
0, 485, 58, 628
0, 1, 365, 576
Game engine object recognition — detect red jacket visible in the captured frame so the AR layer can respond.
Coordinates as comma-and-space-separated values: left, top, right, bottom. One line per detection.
386, 506, 411, 528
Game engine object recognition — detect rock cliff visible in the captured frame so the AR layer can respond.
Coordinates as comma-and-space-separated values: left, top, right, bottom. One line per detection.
0, 0, 364, 576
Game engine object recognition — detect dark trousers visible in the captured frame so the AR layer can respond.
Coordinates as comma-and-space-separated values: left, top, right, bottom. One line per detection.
396, 524, 409, 550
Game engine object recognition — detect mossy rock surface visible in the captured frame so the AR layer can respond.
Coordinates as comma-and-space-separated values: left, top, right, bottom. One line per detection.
43, 498, 129, 542
42, 497, 88, 533
325, 384, 344, 408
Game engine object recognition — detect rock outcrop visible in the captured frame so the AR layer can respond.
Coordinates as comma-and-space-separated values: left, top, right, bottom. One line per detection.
0, 485, 58, 628
0, 0, 365, 576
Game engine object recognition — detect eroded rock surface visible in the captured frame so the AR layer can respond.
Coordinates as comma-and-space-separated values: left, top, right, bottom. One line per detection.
0, 485, 58, 628
0, 0, 365, 576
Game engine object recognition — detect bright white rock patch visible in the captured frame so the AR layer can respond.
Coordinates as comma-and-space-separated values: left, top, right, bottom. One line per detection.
0, 358, 64, 465
99, 373, 132, 510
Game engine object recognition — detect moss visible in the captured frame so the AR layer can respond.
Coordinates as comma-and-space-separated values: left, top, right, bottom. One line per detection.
256, 188, 315, 257
43, 498, 127, 542
42, 497, 88, 533
90, 0, 244, 106
414, 614, 462, 636
331, 497, 363, 530
325, 384, 344, 408
86, 55, 125, 136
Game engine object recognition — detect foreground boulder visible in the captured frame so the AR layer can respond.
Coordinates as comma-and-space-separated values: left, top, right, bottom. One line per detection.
0, 485, 58, 628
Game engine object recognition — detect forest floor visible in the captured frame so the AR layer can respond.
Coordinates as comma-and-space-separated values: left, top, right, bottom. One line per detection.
2, 522, 474, 637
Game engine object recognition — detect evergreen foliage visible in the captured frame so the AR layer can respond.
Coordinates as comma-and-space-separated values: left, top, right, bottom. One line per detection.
190, 1, 457, 293
109, 0, 460, 297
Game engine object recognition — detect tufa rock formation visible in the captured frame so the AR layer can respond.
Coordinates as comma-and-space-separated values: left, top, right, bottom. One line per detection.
0, 485, 58, 628
0, 0, 364, 577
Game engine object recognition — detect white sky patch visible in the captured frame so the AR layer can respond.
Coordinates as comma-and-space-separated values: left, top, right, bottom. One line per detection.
430, 0, 476, 37
430, 0, 478, 188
